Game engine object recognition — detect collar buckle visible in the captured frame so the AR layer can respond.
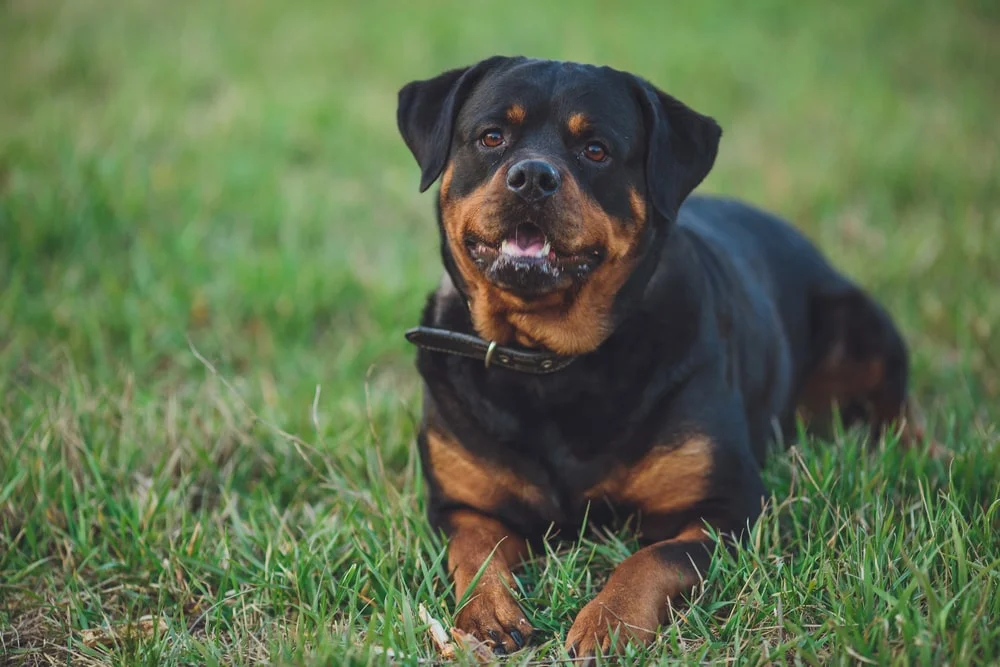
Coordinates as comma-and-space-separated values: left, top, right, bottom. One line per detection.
404, 326, 575, 375
483, 340, 498, 368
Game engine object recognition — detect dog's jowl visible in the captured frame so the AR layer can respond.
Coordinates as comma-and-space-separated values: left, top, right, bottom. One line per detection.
397, 56, 925, 658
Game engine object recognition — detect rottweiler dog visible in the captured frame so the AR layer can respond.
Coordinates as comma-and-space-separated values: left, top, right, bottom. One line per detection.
396, 56, 928, 658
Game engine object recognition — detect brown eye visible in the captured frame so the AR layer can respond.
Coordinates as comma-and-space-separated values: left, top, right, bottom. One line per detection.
480, 129, 504, 148
583, 142, 608, 162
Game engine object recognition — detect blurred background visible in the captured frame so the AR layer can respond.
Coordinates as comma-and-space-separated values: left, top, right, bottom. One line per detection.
2, 0, 999, 662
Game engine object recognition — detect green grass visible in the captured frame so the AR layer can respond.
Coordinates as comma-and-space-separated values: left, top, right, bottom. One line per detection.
2, 0, 999, 664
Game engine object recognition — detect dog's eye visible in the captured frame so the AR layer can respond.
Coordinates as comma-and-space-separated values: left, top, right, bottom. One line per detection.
480, 129, 505, 148
582, 142, 608, 162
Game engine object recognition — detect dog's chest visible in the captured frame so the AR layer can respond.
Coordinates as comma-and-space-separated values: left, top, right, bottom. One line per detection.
505, 429, 713, 540
464, 356, 695, 520
503, 413, 709, 533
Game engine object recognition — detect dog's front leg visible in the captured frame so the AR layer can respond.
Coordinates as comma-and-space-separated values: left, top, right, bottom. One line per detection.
444, 509, 534, 655
564, 522, 719, 658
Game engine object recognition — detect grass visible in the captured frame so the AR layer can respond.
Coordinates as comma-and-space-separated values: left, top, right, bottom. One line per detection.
1, 0, 999, 664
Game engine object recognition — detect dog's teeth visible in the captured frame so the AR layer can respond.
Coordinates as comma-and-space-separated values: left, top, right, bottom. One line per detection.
499, 238, 550, 258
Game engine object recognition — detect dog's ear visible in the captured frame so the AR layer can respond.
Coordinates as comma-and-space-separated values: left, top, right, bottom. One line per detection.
397, 57, 511, 192
630, 76, 722, 224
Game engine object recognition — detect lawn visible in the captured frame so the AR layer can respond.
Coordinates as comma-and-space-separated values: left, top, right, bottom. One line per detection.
1, 0, 999, 664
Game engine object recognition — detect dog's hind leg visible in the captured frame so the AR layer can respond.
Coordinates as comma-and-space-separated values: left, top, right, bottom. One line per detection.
796, 287, 944, 455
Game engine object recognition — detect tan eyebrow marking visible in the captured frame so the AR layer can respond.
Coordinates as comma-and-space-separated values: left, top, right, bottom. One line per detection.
506, 104, 526, 125
568, 113, 589, 136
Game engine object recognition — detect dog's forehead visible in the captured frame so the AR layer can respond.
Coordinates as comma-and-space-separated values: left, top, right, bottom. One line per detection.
462, 60, 643, 132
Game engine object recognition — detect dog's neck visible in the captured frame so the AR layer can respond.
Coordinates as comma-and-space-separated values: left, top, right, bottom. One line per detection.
416, 230, 708, 396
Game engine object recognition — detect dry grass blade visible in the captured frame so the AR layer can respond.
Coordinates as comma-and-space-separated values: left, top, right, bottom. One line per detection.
450, 628, 494, 663
80, 616, 168, 648
418, 603, 456, 660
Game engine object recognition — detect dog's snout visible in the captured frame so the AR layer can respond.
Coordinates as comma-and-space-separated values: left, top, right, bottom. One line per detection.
506, 160, 561, 202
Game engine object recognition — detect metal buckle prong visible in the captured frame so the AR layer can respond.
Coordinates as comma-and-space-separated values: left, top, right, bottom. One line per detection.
484, 340, 498, 368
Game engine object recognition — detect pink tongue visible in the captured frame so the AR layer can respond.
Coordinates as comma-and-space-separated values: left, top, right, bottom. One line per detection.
514, 225, 545, 253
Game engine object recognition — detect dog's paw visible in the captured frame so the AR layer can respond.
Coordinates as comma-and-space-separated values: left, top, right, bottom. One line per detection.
564, 590, 659, 659
454, 582, 533, 655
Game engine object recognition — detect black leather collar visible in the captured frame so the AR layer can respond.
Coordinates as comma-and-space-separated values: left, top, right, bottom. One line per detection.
405, 326, 576, 374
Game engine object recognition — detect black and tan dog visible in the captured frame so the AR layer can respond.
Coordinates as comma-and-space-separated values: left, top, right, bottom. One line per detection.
397, 56, 928, 658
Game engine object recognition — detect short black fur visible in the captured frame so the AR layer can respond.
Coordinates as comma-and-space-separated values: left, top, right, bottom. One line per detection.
396, 56, 919, 656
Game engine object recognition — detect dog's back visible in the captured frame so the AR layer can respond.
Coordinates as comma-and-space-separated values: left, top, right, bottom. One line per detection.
678, 193, 912, 444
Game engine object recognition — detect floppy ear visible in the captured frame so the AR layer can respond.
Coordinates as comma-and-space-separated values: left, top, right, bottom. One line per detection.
631, 77, 722, 224
397, 56, 511, 192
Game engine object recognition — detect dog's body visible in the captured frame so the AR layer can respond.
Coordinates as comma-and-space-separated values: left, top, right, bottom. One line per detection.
397, 57, 922, 657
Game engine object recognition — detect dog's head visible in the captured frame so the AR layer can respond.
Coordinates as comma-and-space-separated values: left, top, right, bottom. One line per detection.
398, 57, 721, 354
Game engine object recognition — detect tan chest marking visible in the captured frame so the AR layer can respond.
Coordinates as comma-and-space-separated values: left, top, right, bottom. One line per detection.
584, 435, 713, 515
426, 429, 548, 512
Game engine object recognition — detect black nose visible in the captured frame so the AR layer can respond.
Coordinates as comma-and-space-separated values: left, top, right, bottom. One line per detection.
506, 159, 561, 202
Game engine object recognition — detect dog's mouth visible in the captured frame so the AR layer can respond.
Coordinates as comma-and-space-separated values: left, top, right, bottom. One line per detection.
466, 223, 604, 296
499, 223, 555, 261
